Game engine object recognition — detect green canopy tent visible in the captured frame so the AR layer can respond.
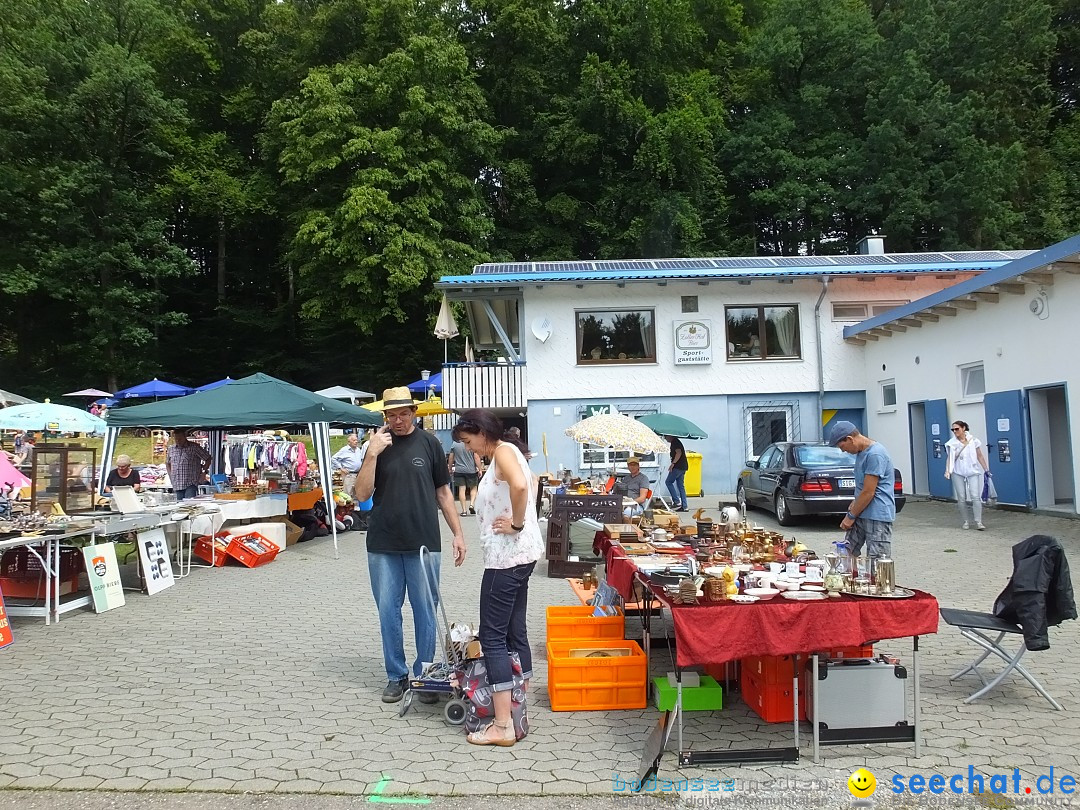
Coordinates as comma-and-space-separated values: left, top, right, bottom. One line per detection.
103, 373, 383, 558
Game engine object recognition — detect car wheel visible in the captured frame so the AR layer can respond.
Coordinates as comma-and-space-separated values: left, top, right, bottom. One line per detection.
775, 491, 795, 526
736, 482, 749, 513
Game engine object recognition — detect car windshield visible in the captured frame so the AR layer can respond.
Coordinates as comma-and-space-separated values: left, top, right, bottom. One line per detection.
795, 445, 854, 468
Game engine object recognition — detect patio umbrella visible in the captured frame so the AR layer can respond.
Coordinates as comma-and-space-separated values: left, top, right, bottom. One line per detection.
434, 294, 460, 363
565, 413, 668, 456
113, 378, 192, 399
315, 385, 375, 401
415, 396, 450, 416
64, 388, 113, 398
0, 402, 107, 435
0, 388, 35, 407
637, 413, 709, 440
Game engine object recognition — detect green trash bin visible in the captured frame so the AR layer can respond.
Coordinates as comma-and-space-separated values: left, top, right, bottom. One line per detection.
685, 451, 703, 498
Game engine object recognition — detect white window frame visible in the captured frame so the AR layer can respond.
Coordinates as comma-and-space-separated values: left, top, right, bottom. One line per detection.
831, 300, 910, 322
575, 308, 657, 365
879, 379, 897, 412
744, 405, 793, 459
578, 445, 660, 472
958, 362, 986, 403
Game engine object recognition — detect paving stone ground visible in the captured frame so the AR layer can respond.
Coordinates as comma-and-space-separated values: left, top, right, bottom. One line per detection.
1, 496, 1078, 805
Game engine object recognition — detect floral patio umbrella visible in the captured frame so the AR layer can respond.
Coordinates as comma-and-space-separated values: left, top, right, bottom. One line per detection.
565, 413, 668, 455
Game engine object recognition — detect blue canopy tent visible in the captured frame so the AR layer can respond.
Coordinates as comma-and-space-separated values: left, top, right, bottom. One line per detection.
113, 378, 193, 399
195, 377, 234, 392
407, 372, 441, 397
93, 397, 119, 407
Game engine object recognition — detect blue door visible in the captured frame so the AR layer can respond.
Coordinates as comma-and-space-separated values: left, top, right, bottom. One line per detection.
984, 390, 1034, 508
924, 399, 952, 498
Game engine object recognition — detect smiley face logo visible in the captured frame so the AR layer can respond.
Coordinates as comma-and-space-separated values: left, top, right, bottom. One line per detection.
848, 768, 877, 798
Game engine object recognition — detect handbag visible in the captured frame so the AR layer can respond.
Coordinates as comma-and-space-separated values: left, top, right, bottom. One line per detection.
982, 472, 998, 504
456, 652, 529, 741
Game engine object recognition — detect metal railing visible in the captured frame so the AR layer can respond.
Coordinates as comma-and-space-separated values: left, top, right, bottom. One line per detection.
442, 362, 527, 410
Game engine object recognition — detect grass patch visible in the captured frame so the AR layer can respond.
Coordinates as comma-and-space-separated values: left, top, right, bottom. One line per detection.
944, 548, 958, 553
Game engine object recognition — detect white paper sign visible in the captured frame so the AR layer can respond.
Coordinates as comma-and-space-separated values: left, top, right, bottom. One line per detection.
136, 528, 175, 596
997, 418, 1010, 432
82, 543, 126, 613
674, 319, 712, 365
931, 424, 940, 436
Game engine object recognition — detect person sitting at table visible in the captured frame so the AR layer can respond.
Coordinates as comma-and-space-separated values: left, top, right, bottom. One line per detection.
104, 454, 142, 493
621, 457, 651, 518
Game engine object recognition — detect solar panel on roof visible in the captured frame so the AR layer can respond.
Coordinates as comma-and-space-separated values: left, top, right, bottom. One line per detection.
772, 256, 830, 267
710, 257, 776, 268
829, 255, 895, 265
593, 260, 655, 271
887, 253, 952, 263
942, 251, 1010, 262
653, 259, 712, 270
533, 262, 592, 273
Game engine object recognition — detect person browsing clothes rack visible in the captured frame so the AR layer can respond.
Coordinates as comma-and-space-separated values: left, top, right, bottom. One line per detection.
945, 420, 991, 530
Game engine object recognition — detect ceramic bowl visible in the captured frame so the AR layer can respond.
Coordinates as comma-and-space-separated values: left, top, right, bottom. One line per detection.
772, 579, 799, 592
743, 587, 781, 601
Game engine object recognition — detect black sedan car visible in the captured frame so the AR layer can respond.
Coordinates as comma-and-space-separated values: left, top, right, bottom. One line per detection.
736, 442, 906, 526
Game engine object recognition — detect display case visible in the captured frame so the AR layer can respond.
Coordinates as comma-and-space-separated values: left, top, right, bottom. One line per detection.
30, 444, 97, 515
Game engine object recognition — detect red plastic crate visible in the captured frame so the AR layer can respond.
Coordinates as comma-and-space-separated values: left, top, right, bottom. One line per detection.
193, 532, 231, 567
225, 532, 280, 568
0, 546, 82, 599
742, 654, 797, 685
741, 670, 806, 724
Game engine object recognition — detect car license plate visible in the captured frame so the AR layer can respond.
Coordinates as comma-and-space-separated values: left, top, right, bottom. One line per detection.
839, 478, 855, 489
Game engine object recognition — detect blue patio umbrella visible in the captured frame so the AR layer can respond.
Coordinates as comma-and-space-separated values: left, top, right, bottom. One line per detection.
0, 402, 107, 435
406, 372, 442, 396
195, 376, 234, 392
113, 378, 192, 399
93, 397, 119, 407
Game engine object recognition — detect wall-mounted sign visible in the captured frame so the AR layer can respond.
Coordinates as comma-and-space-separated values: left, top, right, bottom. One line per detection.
81, 543, 126, 613
587, 404, 615, 417
0, 587, 14, 651
674, 320, 712, 365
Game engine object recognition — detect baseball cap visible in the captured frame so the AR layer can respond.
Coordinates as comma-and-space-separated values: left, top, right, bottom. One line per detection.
826, 421, 858, 447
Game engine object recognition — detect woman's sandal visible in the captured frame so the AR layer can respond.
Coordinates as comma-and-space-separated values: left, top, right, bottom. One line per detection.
467, 721, 515, 747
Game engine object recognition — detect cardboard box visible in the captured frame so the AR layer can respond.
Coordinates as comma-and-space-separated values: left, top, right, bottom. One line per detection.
265, 515, 304, 546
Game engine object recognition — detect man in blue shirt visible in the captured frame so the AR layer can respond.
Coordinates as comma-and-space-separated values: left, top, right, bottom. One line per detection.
827, 421, 895, 562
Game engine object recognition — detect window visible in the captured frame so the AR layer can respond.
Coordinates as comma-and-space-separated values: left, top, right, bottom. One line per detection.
681, 296, 698, 313
576, 309, 656, 364
747, 407, 791, 457
726, 305, 800, 359
880, 380, 897, 410
831, 301, 910, 321
960, 363, 986, 400
579, 446, 658, 470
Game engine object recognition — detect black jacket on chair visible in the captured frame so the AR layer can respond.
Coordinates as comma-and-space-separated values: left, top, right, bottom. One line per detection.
993, 535, 1076, 651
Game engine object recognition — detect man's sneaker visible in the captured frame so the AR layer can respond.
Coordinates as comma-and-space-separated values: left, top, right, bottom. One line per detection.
976, 523, 986, 531
382, 678, 408, 703
417, 691, 439, 704
962, 522, 969, 530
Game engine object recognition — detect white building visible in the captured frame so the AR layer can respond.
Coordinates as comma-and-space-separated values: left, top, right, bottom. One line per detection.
437, 237, 1048, 499
846, 233, 1080, 514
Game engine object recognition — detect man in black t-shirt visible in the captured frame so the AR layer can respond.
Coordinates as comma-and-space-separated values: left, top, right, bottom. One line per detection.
355, 386, 466, 704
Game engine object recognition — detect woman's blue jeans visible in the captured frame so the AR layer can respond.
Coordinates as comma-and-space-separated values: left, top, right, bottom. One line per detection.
478, 562, 536, 692
368, 551, 440, 681
665, 468, 688, 509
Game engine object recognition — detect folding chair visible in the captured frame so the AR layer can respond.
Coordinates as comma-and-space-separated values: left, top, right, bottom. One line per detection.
938, 607, 1063, 710
940, 534, 1073, 710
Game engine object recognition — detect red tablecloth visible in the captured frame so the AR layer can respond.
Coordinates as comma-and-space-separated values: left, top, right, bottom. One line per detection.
601, 539, 939, 668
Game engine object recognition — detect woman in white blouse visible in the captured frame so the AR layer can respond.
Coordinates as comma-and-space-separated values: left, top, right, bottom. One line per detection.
945, 420, 991, 530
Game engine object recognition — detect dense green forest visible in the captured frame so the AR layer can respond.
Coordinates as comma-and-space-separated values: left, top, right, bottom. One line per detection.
2, 0, 1079, 397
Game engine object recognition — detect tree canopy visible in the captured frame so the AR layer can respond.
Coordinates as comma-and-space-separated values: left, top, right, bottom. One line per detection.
0, 0, 1074, 395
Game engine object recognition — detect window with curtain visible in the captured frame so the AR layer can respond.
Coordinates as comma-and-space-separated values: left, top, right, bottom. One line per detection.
576, 309, 656, 364
726, 305, 801, 360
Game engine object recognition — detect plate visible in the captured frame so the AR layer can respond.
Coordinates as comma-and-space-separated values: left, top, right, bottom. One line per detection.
729, 594, 759, 604
781, 590, 827, 601
842, 586, 917, 599
800, 584, 826, 592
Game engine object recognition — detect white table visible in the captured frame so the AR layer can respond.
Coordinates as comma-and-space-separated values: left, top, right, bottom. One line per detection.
1, 528, 96, 624
184, 495, 288, 537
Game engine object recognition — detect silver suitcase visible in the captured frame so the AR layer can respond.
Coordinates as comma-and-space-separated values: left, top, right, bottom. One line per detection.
803, 658, 913, 745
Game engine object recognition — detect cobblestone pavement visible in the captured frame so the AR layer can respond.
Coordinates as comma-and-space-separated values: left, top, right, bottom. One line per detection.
1, 497, 1078, 805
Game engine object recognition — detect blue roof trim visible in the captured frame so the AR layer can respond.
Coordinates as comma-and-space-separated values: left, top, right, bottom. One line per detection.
843, 233, 1080, 338
437, 260, 1014, 287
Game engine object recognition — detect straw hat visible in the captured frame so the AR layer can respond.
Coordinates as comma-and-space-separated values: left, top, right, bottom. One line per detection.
379, 386, 417, 410
626, 456, 641, 465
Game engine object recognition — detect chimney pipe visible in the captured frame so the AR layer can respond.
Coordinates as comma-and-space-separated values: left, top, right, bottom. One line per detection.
857, 235, 886, 255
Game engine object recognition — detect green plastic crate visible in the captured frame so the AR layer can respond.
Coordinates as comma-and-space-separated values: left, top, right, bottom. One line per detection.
652, 675, 724, 712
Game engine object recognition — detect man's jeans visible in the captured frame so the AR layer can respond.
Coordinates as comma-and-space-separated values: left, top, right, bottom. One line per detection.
368, 551, 441, 681
665, 468, 688, 509
173, 484, 200, 500
478, 561, 536, 692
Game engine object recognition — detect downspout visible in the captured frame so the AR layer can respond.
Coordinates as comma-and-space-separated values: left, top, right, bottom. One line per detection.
814, 275, 831, 442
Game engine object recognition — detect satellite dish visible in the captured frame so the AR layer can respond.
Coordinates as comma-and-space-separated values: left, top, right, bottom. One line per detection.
1029, 290, 1049, 320
531, 316, 553, 343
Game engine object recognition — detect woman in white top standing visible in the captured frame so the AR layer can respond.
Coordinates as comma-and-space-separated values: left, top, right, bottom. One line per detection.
451, 410, 545, 747
945, 420, 991, 530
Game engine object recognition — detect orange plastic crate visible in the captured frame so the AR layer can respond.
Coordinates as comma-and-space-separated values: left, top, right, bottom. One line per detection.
546, 605, 625, 642
193, 533, 232, 567
741, 670, 806, 724
225, 532, 280, 568
546, 640, 647, 711
824, 643, 874, 659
